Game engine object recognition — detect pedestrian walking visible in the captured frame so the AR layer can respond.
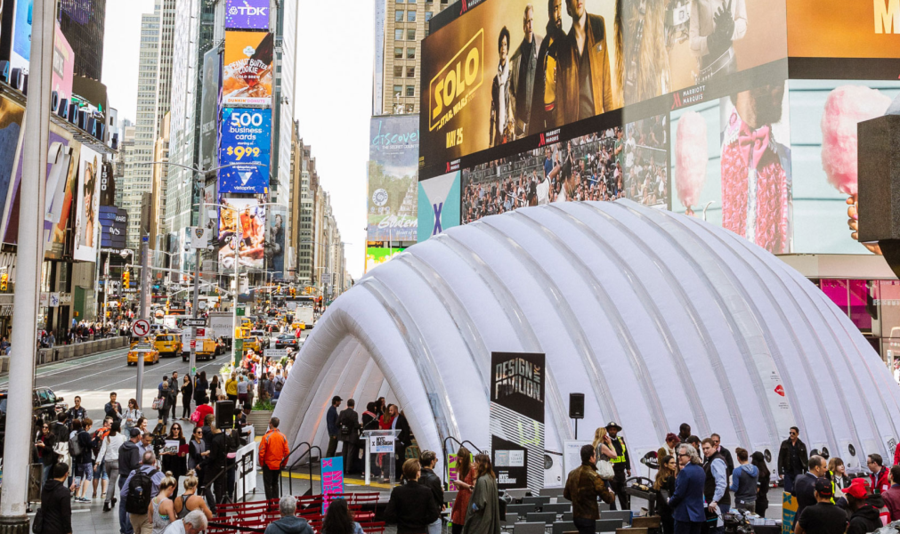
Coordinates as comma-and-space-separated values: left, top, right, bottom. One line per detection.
149, 473, 178, 534
668, 444, 705, 534
777, 426, 808, 493
461, 454, 500, 534
419, 451, 444, 534
168, 372, 179, 422
160, 424, 187, 494
701, 438, 730, 534
319, 497, 362, 534
119, 428, 144, 534
729, 448, 758, 513
265, 496, 315, 534
564, 444, 616, 534
106, 392, 124, 423
91, 418, 113, 501
207, 423, 228, 504
844, 479, 883, 534
187, 428, 209, 486
124, 399, 142, 432
72, 418, 95, 503
192, 372, 208, 407
751, 452, 771, 517
325, 396, 342, 458
338, 399, 360, 475
655, 454, 677, 534
605, 421, 631, 510
450, 446, 476, 534
208, 374, 219, 403
156, 380, 171, 428
161, 509, 208, 534
35, 421, 59, 486
180, 376, 193, 420
259, 417, 290, 501
38, 463, 72, 534
97, 421, 127, 512
795, 478, 847, 534
120, 451, 167, 534
385, 459, 441, 534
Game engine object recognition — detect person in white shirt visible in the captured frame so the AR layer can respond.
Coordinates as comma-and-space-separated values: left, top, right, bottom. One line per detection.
162, 509, 208, 534
96, 421, 128, 512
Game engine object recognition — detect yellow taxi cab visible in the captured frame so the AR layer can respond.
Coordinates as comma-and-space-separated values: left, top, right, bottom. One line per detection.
153, 334, 182, 357
127, 342, 160, 366
243, 336, 261, 353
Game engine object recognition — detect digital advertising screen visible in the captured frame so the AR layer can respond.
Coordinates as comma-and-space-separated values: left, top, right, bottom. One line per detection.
200, 48, 222, 172
417, 170, 461, 242
225, 0, 270, 30
223, 31, 274, 107
218, 107, 271, 194
368, 115, 419, 243
365, 247, 405, 273
74, 146, 101, 262
218, 197, 266, 272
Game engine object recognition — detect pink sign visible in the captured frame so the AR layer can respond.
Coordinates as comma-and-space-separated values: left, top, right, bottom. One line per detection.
52, 24, 74, 101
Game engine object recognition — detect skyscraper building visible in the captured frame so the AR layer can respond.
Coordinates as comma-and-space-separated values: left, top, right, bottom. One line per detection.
378, 0, 455, 115
121, 0, 176, 249
58, 0, 106, 80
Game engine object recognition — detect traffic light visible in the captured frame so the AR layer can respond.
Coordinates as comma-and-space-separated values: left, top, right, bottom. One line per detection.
123, 270, 130, 288
290, 287, 296, 297
0, 273, 8, 292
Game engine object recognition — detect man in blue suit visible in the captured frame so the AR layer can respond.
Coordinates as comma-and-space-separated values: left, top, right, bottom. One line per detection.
669, 444, 707, 534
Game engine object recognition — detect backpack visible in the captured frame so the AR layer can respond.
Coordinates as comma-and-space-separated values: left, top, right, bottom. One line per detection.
274, 377, 284, 392
69, 432, 83, 457
125, 469, 158, 514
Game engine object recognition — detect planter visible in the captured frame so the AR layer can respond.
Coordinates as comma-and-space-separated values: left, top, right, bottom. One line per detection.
246, 409, 273, 435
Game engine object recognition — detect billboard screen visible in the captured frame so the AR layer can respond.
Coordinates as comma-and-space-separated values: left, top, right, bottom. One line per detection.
419, 0, 788, 167
99, 206, 127, 250
0, 98, 25, 245
218, 197, 266, 271
368, 115, 419, 242
365, 247, 405, 272
787, 0, 900, 59
265, 205, 286, 279
223, 31, 274, 107
74, 146, 101, 262
11, 0, 32, 73
225, 0, 270, 30
218, 107, 271, 193
44, 131, 78, 259
52, 23, 75, 102
418, 170, 461, 242
200, 48, 221, 172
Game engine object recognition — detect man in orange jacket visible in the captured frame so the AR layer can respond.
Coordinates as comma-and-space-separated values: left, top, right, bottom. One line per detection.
259, 416, 291, 501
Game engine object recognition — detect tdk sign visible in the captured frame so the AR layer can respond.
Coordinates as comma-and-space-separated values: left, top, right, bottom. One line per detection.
225, 0, 270, 30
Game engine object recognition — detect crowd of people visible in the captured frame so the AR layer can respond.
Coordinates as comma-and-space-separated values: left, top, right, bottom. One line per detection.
324, 396, 412, 480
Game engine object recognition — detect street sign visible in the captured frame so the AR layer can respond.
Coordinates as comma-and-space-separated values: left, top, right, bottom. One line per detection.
184, 319, 207, 327
131, 320, 151, 337
265, 349, 288, 359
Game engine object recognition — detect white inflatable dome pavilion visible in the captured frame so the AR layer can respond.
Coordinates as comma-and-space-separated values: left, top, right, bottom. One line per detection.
273, 199, 900, 479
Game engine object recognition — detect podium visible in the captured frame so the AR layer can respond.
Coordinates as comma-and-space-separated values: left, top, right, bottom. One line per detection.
362, 429, 400, 485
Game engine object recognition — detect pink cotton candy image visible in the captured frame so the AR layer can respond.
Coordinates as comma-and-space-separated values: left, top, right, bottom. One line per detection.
820, 85, 891, 196
675, 111, 709, 209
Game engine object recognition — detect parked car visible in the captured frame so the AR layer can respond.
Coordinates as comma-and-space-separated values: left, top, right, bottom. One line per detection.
0, 386, 67, 451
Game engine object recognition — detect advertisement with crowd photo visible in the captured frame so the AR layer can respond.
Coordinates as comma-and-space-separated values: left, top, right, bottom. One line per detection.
218, 197, 266, 271
420, 0, 788, 167
219, 108, 271, 193
368, 115, 419, 243
74, 146, 101, 262
670, 79, 791, 254
223, 31, 274, 107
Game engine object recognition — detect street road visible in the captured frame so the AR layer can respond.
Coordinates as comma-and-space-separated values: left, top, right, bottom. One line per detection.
0, 346, 231, 419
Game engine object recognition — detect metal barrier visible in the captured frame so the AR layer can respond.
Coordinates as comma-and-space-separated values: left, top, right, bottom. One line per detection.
442, 436, 484, 489
281, 441, 321, 497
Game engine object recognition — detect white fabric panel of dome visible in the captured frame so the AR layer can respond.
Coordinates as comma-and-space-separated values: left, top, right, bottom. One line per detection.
272, 199, 900, 476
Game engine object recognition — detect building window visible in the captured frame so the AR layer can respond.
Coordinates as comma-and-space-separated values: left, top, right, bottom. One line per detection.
407, 10, 416, 21
406, 85, 415, 97
407, 28, 416, 40
425, 11, 433, 21
407, 66, 415, 77
393, 85, 402, 96
395, 10, 404, 21
395, 29, 403, 40
407, 47, 416, 59
394, 66, 404, 77
394, 47, 403, 59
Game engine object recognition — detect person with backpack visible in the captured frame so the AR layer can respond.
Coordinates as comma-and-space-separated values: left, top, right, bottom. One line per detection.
156, 380, 171, 428
91, 417, 113, 502
119, 428, 144, 534
37, 462, 72, 534
272, 370, 285, 404
120, 450, 167, 534
70, 418, 95, 503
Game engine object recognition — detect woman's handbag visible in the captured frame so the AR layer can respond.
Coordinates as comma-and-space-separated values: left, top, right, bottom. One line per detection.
596, 459, 615, 480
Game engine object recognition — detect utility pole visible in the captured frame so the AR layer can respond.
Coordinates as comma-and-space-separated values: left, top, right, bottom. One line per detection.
136, 236, 150, 407
189, 247, 200, 381
0, 0, 54, 529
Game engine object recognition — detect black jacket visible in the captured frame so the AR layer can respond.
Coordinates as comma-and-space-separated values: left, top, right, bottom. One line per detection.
395, 413, 412, 447
118, 440, 141, 475
384, 480, 440, 534
420, 468, 444, 509
39, 479, 72, 534
208, 431, 228, 467
847, 502, 883, 534
338, 408, 359, 443
777, 438, 808, 476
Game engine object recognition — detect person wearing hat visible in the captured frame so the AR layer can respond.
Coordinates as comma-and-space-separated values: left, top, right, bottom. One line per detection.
605, 421, 631, 510
844, 478, 883, 534
325, 396, 342, 458
795, 478, 848, 534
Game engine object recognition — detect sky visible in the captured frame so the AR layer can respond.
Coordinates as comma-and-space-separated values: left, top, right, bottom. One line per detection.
102, 0, 374, 279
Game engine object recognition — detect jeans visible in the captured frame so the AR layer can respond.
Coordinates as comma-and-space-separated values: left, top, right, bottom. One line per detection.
262, 465, 281, 501
41, 464, 53, 486
784, 472, 798, 494
118, 474, 133, 534
105, 461, 120, 504
674, 521, 703, 534
573, 518, 595, 534
428, 518, 442, 534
